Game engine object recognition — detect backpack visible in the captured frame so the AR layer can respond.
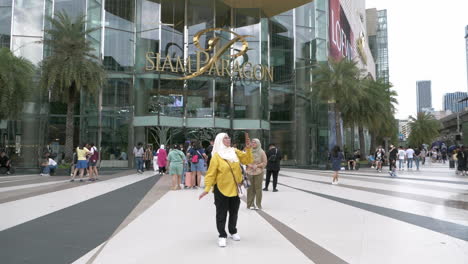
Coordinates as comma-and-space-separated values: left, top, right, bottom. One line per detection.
191, 150, 201, 163
268, 149, 278, 162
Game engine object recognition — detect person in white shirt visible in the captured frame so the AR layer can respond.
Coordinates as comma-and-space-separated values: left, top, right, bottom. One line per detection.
406, 146, 415, 170
41, 158, 57, 176
398, 146, 406, 170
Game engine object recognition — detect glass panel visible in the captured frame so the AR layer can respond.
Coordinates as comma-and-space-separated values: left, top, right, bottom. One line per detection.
158, 79, 184, 117
12, 36, 42, 64
215, 80, 230, 118
12, 0, 45, 36
135, 0, 160, 73
104, 29, 134, 72
54, 0, 86, 19
233, 8, 261, 119
105, 0, 135, 31
187, 80, 213, 117
0, 6, 11, 49
87, 0, 102, 58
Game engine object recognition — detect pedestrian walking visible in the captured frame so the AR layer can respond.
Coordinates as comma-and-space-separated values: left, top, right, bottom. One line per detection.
375, 146, 385, 172
152, 148, 158, 172
406, 146, 415, 170
264, 144, 282, 192
71, 144, 91, 182
414, 147, 421, 171
167, 144, 186, 190
330, 145, 344, 184
246, 138, 267, 210
388, 145, 398, 177
398, 146, 406, 170
199, 132, 253, 247
88, 143, 99, 181
188, 140, 207, 188
143, 145, 153, 172
420, 147, 427, 165
157, 145, 167, 175
133, 142, 144, 173
456, 147, 466, 175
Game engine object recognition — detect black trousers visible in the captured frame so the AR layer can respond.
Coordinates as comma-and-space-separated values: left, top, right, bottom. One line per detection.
144, 160, 151, 171
265, 170, 279, 189
389, 159, 396, 171
214, 185, 240, 238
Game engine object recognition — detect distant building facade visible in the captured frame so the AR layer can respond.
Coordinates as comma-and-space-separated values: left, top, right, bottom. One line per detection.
398, 119, 410, 141
443, 92, 468, 113
416, 81, 432, 113
366, 8, 389, 83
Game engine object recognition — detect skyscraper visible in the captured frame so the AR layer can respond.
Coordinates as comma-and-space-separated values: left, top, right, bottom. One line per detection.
416, 81, 432, 113
366, 8, 389, 83
443, 92, 468, 113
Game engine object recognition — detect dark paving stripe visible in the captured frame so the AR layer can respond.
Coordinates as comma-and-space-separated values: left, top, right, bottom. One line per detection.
280, 183, 468, 242
256, 209, 348, 264
285, 170, 467, 194
238, 197, 347, 264
0, 175, 159, 264
280, 174, 468, 210
288, 168, 468, 185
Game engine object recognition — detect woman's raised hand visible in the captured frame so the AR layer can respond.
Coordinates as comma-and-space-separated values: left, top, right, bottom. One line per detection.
245, 132, 251, 149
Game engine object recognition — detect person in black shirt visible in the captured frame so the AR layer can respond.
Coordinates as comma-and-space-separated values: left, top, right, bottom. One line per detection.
263, 144, 282, 192
388, 145, 398, 177
347, 150, 361, 170
206, 140, 214, 169
0, 151, 11, 174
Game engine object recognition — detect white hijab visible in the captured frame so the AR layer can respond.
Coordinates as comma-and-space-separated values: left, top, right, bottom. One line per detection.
212, 133, 239, 163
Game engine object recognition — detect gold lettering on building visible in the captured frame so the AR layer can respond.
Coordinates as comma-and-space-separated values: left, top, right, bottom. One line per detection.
144, 28, 273, 81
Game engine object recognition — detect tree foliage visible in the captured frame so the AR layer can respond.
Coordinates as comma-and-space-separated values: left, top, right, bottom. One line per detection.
0, 48, 35, 120
408, 112, 440, 147
40, 12, 105, 162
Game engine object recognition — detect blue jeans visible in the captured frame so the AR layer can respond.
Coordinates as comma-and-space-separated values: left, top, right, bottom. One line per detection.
407, 158, 413, 169
414, 157, 420, 170
398, 159, 404, 169
43, 165, 57, 174
135, 157, 144, 171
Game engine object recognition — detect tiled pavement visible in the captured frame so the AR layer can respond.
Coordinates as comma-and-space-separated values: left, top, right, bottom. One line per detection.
0, 163, 467, 264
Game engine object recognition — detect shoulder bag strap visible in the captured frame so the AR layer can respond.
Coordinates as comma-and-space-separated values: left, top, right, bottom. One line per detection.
222, 159, 240, 195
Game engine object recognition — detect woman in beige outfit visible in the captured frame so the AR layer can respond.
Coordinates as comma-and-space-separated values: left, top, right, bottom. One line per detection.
246, 138, 267, 210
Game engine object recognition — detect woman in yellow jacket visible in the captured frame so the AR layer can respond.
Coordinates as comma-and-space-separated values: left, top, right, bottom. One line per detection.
199, 132, 253, 248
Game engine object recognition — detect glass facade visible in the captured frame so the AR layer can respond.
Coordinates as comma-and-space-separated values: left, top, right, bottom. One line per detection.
3, 0, 332, 168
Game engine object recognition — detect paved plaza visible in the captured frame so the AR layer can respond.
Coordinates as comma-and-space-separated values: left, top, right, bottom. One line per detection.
0, 163, 467, 264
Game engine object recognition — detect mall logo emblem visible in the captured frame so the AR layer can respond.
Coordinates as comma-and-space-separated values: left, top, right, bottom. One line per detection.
145, 28, 273, 81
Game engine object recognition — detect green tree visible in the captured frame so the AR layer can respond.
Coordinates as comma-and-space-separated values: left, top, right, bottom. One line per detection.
40, 12, 105, 162
362, 79, 398, 154
408, 112, 440, 148
0, 48, 35, 119
312, 58, 361, 148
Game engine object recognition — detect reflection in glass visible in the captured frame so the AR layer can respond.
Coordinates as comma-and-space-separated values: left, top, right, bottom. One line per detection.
54, 0, 85, 19
0, 5, 11, 49
12, 36, 42, 65
13, 0, 45, 36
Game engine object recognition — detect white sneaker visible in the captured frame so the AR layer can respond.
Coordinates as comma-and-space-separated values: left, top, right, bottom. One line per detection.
332, 181, 337, 185
218, 237, 227, 247
230, 233, 241, 241
249, 206, 255, 210
43, 174, 50, 177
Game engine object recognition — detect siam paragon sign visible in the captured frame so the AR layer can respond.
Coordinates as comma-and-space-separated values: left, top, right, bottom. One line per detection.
145, 28, 273, 81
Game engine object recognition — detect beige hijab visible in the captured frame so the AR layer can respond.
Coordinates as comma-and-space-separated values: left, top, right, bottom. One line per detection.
251, 138, 264, 163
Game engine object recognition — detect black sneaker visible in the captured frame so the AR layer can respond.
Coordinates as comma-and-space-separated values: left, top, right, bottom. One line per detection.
70, 179, 75, 182
263, 188, 268, 191
273, 189, 278, 192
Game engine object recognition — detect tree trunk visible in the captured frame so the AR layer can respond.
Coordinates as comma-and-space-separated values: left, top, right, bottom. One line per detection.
334, 103, 342, 149
358, 125, 366, 158
370, 132, 376, 157
64, 87, 76, 163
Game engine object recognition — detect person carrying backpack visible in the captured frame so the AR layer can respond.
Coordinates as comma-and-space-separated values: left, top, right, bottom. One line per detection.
263, 143, 282, 192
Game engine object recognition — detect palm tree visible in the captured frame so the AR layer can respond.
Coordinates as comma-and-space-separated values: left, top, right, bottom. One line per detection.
360, 79, 398, 154
312, 58, 361, 148
408, 112, 440, 148
0, 48, 35, 120
40, 12, 105, 162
